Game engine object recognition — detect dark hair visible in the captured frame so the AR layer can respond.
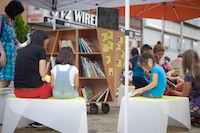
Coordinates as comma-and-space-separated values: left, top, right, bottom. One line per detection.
131, 48, 139, 56
31, 30, 49, 47
56, 47, 74, 65
157, 41, 162, 44
141, 44, 152, 54
177, 53, 182, 58
5, 1, 24, 20
140, 53, 159, 67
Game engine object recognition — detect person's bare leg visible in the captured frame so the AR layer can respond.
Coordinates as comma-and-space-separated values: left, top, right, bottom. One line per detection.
0, 80, 10, 88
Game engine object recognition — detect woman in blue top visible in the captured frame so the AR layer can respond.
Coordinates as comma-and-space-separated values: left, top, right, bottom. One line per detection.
134, 53, 166, 98
167, 49, 200, 126
0, 1, 24, 87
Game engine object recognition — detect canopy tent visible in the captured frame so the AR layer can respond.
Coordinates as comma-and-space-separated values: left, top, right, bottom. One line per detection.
15, 0, 195, 133
16, 0, 175, 11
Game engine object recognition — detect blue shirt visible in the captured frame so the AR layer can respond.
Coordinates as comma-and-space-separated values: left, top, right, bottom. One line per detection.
148, 65, 166, 97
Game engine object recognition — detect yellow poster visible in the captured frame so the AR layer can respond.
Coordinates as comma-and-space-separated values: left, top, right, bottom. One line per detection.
106, 55, 111, 64
116, 59, 122, 68
102, 32, 108, 41
108, 41, 114, 50
108, 68, 114, 76
103, 44, 109, 52
108, 31, 114, 40
120, 51, 125, 59
116, 43, 121, 50
118, 36, 124, 44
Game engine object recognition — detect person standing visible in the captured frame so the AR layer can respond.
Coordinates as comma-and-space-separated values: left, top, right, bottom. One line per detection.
0, 1, 24, 87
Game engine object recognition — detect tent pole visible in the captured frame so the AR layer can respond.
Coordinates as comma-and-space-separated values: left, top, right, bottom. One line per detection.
124, 0, 130, 133
180, 22, 183, 53
161, 3, 166, 42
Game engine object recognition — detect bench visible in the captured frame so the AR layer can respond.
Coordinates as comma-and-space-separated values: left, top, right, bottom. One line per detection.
0, 93, 14, 124
2, 97, 88, 133
117, 96, 191, 133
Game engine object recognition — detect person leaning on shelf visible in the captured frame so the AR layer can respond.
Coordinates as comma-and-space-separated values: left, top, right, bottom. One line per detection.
50, 47, 79, 99
14, 30, 51, 99
0, 1, 25, 88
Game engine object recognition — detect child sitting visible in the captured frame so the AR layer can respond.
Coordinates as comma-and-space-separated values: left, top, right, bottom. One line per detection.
129, 53, 166, 98
50, 47, 79, 99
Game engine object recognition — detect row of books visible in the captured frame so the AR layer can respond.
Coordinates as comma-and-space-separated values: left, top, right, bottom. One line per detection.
82, 86, 109, 102
80, 56, 105, 78
79, 38, 99, 53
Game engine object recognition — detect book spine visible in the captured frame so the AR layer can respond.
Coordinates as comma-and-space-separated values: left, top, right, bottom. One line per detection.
81, 88, 88, 102
104, 89, 110, 102
96, 88, 109, 102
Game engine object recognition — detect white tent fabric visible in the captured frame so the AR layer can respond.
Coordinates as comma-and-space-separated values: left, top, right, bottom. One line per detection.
17, 0, 175, 11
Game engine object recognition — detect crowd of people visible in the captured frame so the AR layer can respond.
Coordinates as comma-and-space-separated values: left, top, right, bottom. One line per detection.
127, 42, 200, 126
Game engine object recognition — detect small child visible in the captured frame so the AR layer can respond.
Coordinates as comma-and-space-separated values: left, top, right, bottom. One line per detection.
50, 47, 79, 99
129, 53, 166, 98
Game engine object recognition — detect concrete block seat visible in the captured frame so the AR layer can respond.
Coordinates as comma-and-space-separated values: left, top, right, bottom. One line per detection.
2, 96, 88, 133
117, 96, 191, 133
0, 93, 14, 124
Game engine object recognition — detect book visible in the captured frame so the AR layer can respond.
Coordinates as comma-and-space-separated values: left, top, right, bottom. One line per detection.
128, 89, 139, 97
81, 88, 88, 102
96, 88, 109, 102
42, 75, 51, 83
0, 87, 14, 95
167, 78, 176, 89
89, 90, 104, 102
82, 38, 99, 52
59, 40, 75, 53
50, 56, 56, 68
104, 89, 110, 102
84, 86, 94, 101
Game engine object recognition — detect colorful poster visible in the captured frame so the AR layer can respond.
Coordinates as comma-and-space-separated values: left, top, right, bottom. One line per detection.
102, 32, 108, 41
103, 44, 109, 52
108, 41, 114, 50
116, 43, 121, 50
108, 31, 114, 40
118, 36, 124, 44
108, 68, 114, 76
116, 59, 122, 68
120, 51, 125, 59
106, 55, 111, 64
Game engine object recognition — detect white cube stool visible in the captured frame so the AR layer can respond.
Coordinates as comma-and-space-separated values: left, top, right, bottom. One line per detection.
0, 93, 14, 124
118, 96, 191, 133
117, 85, 135, 106
2, 97, 88, 133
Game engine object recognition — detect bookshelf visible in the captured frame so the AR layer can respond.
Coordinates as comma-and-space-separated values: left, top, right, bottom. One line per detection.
46, 28, 125, 113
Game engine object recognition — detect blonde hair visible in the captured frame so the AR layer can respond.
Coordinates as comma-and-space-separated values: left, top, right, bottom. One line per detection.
182, 49, 200, 87
153, 43, 166, 54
